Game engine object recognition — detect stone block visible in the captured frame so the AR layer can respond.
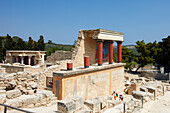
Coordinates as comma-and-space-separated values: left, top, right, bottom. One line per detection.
58, 99, 76, 113
0, 90, 6, 94
29, 82, 38, 89
21, 95, 39, 107
84, 97, 101, 113
6, 80, 17, 90
6, 89, 21, 99
0, 93, 6, 103
70, 96, 83, 110
5, 98, 23, 108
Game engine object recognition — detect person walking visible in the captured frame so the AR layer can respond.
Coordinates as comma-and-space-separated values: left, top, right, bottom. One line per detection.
112, 91, 118, 100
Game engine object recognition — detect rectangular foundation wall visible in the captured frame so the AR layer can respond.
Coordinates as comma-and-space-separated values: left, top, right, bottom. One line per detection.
53, 66, 124, 100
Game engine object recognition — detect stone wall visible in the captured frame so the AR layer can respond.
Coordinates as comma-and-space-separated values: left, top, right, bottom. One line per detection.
1, 64, 46, 74
47, 51, 72, 63
46, 33, 97, 68
53, 65, 125, 101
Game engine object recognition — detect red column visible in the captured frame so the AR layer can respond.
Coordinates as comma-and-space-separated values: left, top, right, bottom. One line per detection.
67, 62, 73, 70
84, 56, 90, 68
97, 41, 103, 66
117, 41, 122, 63
108, 41, 113, 64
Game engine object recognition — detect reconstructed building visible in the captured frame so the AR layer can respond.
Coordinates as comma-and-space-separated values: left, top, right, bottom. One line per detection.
52, 29, 126, 100
6, 50, 46, 65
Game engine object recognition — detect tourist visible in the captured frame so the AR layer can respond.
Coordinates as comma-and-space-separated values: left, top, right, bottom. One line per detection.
119, 93, 123, 101
112, 91, 118, 100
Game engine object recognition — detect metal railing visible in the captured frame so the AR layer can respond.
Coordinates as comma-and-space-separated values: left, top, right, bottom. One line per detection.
0, 103, 34, 113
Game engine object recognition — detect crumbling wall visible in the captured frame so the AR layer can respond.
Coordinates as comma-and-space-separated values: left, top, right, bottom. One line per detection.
47, 51, 72, 63
46, 31, 97, 68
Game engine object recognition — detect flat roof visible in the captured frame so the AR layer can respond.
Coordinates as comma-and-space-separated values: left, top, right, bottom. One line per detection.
53, 63, 125, 78
80, 28, 124, 41
7, 50, 46, 52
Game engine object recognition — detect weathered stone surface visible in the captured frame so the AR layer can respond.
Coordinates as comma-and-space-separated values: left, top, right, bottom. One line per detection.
0, 90, 6, 94
58, 99, 76, 113
5, 98, 23, 108
70, 96, 83, 110
6, 89, 22, 99
0, 93, 6, 103
6, 80, 17, 90
29, 82, 38, 89
84, 97, 101, 113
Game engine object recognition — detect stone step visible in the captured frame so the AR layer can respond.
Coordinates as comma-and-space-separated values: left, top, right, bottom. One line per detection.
51, 97, 58, 101
51, 100, 58, 105
76, 109, 92, 113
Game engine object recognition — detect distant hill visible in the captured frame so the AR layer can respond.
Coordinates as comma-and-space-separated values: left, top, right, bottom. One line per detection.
45, 43, 73, 52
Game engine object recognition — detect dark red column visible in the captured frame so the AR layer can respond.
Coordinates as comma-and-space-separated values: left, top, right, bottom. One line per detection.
67, 62, 73, 70
97, 41, 103, 66
117, 41, 122, 63
108, 41, 113, 64
84, 56, 90, 68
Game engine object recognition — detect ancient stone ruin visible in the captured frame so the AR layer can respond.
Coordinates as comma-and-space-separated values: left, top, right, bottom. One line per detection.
0, 28, 169, 113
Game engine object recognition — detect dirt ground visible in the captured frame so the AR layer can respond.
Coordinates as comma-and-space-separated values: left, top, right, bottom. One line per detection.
133, 90, 170, 113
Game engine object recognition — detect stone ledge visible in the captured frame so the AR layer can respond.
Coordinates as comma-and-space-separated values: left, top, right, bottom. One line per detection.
53, 63, 125, 77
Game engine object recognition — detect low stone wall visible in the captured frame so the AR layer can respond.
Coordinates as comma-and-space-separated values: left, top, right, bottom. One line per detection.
0, 68, 5, 73
141, 70, 169, 80
1, 64, 46, 74
53, 63, 125, 100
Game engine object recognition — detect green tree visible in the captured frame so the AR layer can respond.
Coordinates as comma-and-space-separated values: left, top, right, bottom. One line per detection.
122, 47, 134, 71
37, 35, 45, 50
134, 40, 160, 72
48, 40, 52, 44
0, 37, 3, 62
5, 34, 13, 50
16, 38, 27, 50
157, 36, 170, 71
27, 37, 34, 50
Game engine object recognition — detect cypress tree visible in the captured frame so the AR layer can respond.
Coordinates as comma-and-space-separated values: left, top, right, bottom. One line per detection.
37, 35, 45, 51
0, 37, 3, 62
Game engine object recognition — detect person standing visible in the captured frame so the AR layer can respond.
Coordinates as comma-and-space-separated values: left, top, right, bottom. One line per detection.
112, 91, 118, 100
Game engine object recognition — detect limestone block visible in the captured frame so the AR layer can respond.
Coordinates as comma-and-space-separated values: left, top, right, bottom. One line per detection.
29, 82, 38, 89
20, 95, 39, 107
6, 89, 21, 99
6, 80, 17, 90
84, 97, 101, 113
106, 100, 121, 108
36, 90, 54, 98
5, 98, 23, 108
58, 99, 76, 113
0, 93, 6, 103
132, 91, 146, 100
0, 90, 6, 94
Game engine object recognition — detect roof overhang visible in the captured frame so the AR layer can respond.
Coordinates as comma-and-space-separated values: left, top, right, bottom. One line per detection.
80, 29, 124, 41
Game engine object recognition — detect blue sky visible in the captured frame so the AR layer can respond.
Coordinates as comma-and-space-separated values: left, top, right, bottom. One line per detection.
0, 0, 170, 45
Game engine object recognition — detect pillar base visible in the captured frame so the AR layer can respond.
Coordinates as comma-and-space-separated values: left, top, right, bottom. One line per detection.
109, 62, 113, 64
98, 64, 102, 66
84, 66, 89, 68
67, 68, 73, 70
118, 61, 122, 63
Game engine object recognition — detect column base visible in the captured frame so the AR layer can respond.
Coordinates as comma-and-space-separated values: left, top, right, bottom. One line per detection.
118, 61, 122, 63
67, 68, 73, 70
98, 64, 102, 66
84, 66, 89, 68
109, 62, 113, 64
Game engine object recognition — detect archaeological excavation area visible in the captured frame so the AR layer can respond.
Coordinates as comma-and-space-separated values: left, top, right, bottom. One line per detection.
0, 29, 170, 113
